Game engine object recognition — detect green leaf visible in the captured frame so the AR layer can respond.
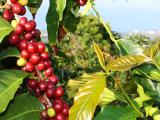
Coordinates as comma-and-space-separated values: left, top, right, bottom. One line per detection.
56, 0, 66, 21
0, 18, 13, 44
27, 0, 43, 17
80, 0, 91, 16
46, 0, 59, 45
107, 55, 150, 71
93, 42, 106, 71
0, 93, 43, 120
95, 105, 138, 120
117, 39, 144, 55
68, 72, 106, 120
0, 47, 20, 61
100, 88, 116, 107
0, 70, 28, 113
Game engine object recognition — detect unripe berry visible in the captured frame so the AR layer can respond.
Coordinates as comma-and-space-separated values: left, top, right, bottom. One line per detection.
11, 20, 19, 29
17, 58, 27, 66
18, 0, 28, 6
47, 108, 56, 118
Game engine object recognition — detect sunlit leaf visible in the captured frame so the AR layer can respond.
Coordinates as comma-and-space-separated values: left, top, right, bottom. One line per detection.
56, 0, 66, 21
68, 72, 106, 120
107, 55, 150, 71
80, 0, 91, 16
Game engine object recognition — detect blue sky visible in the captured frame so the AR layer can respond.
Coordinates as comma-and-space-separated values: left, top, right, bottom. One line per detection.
26, 0, 160, 32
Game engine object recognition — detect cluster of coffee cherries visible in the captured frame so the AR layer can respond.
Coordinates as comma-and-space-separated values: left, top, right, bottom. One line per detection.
2, 0, 69, 120
76, 0, 88, 6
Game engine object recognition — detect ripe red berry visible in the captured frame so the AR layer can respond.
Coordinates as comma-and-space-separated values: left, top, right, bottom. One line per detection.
15, 24, 25, 34
37, 42, 46, 53
27, 43, 37, 53
47, 82, 55, 89
3, 10, 14, 21
10, 0, 18, 4
55, 113, 64, 120
62, 107, 69, 117
77, 0, 87, 6
48, 75, 59, 85
25, 62, 35, 72
38, 81, 47, 92
28, 79, 38, 89
35, 88, 41, 97
45, 67, 54, 77
18, 39, 28, 50
25, 21, 35, 32
46, 88, 54, 98
41, 110, 48, 119
31, 30, 36, 37
8, 32, 20, 45
30, 53, 40, 64
19, 17, 28, 25
44, 60, 52, 68
21, 49, 30, 60
54, 87, 64, 98
37, 61, 45, 71
30, 20, 36, 29
24, 32, 33, 41
20, 6, 26, 15
41, 52, 49, 60
12, 3, 23, 15
35, 29, 41, 38
52, 102, 63, 113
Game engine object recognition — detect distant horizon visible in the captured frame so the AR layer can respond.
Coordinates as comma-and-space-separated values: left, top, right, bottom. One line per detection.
25, 0, 160, 32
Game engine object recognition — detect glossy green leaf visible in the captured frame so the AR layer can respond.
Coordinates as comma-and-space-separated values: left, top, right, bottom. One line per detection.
100, 88, 116, 107
27, 0, 43, 17
0, 93, 43, 120
57, 0, 66, 21
68, 72, 106, 120
93, 42, 106, 71
107, 55, 150, 71
117, 39, 144, 55
0, 47, 20, 61
95, 105, 138, 120
0, 18, 13, 44
0, 70, 28, 113
46, 0, 59, 45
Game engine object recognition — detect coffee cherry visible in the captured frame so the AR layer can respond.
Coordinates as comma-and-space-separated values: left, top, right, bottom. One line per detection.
46, 88, 54, 98
45, 67, 54, 77
10, 0, 18, 4
54, 87, 64, 98
28, 79, 38, 89
25, 21, 35, 32
8, 32, 20, 45
53, 102, 63, 113
31, 30, 36, 37
17, 58, 27, 66
48, 118, 55, 120
37, 42, 46, 53
35, 88, 41, 97
41, 52, 49, 60
77, 0, 87, 6
20, 6, 26, 15
30, 53, 40, 64
35, 29, 41, 38
27, 43, 37, 53
24, 32, 33, 41
47, 82, 55, 89
62, 107, 69, 117
48, 75, 59, 85
44, 60, 52, 68
41, 110, 48, 119
18, 39, 28, 50
38, 81, 47, 92
11, 20, 19, 29
6, 4, 12, 11
12, 3, 23, 15
25, 62, 35, 72
37, 61, 45, 71
15, 24, 25, 34
3, 10, 14, 21
19, 17, 28, 25
21, 49, 30, 60
30, 20, 36, 29
47, 108, 56, 118
53, 98, 64, 104
18, 0, 28, 6
55, 113, 64, 120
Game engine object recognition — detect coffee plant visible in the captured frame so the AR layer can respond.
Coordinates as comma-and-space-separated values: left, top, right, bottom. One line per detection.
0, 0, 160, 120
